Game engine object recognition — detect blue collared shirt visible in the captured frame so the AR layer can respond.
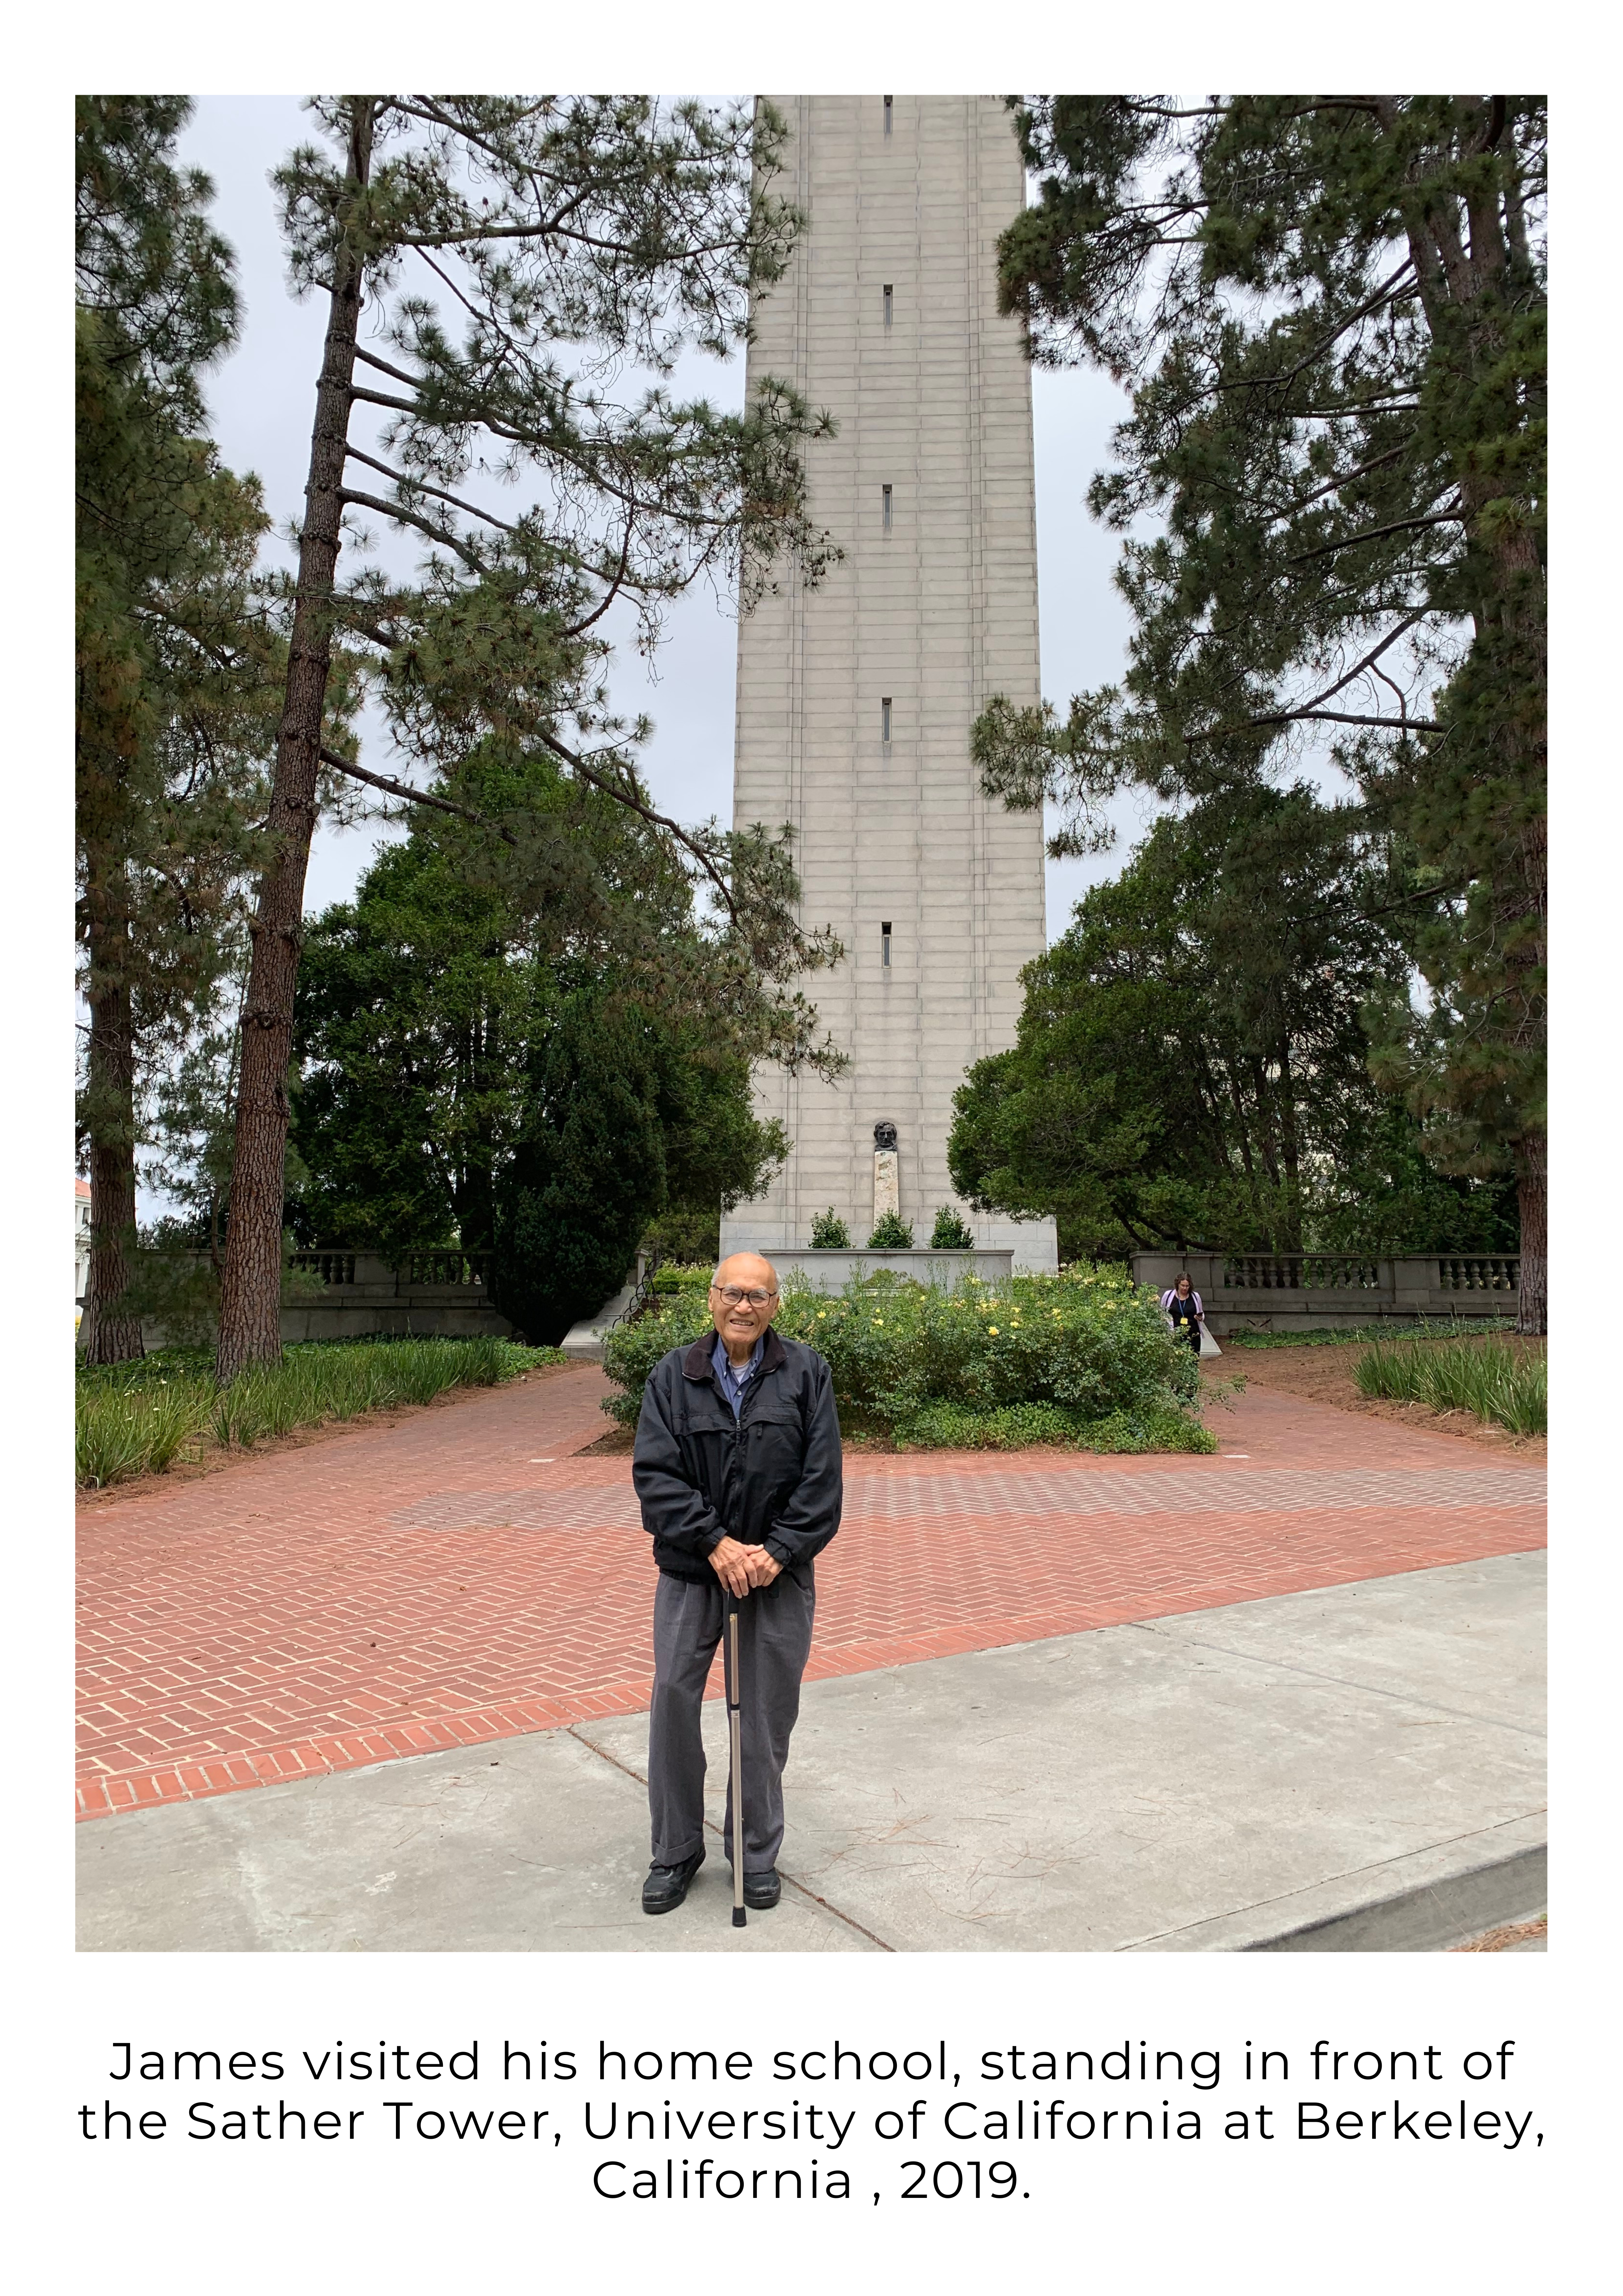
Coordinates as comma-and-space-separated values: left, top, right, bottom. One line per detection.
711, 1332, 765, 1420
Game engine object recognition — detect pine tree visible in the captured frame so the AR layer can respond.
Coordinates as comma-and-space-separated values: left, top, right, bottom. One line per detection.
977, 97, 1546, 1328
76, 98, 279, 1361
215, 96, 842, 1378
948, 790, 1517, 1260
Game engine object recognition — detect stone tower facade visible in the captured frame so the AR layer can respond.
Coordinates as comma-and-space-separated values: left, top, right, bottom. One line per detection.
720, 94, 1058, 1272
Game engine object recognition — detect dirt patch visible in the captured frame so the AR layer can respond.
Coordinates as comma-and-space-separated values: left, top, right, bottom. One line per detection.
76, 1361, 590, 1510
1211, 1341, 1546, 1461
577, 1422, 636, 1455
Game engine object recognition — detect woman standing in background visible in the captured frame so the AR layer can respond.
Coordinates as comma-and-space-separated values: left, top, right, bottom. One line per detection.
1161, 1274, 1206, 1361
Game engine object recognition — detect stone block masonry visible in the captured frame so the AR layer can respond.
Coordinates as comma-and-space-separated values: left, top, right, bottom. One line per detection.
721, 96, 1058, 1274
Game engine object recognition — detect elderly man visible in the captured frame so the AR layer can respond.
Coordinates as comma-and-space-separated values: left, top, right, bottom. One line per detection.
631, 1251, 842, 1914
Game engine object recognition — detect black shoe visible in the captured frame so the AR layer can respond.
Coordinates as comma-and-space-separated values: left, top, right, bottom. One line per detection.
743, 1869, 782, 1910
642, 1848, 704, 1914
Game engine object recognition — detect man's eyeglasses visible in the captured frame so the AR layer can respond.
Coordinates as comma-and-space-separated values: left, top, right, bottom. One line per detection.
711, 1285, 778, 1307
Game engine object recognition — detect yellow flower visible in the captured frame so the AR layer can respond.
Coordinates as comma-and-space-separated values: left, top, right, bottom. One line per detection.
988, 1325, 999, 1335
817, 1311, 827, 1320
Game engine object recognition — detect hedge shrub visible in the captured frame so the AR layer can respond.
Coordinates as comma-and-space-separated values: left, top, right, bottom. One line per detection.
600, 1267, 1212, 1450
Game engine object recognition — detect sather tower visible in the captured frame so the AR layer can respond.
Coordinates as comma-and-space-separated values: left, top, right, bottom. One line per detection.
721, 95, 1058, 1271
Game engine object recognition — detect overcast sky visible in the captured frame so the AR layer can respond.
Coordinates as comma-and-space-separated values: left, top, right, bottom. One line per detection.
175, 95, 1158, 937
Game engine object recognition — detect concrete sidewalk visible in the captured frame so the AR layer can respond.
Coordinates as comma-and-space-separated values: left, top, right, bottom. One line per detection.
77, 1550, 1544, 1954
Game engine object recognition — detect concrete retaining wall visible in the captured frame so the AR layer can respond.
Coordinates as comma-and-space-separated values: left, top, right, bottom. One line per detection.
767, 1248, 1014, 1293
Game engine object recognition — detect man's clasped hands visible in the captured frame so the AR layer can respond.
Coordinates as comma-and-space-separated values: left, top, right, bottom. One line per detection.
706, 1535, 783, 1597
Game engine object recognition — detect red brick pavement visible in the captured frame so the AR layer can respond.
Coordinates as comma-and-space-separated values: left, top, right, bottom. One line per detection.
76, 1372, 1545, 1819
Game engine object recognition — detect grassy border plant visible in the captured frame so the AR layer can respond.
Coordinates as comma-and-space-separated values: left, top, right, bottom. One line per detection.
76, 1335, 565, 1489
1355, 1334, 1544, 1437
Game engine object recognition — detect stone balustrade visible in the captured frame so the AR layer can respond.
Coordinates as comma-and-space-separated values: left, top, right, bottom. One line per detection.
278, 1250, 512, 1341
1130, 1250, 1521, 1333
133, 1250, 515, 1349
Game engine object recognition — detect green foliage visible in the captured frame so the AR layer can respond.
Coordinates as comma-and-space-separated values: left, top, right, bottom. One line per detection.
950, 795, 1517, 1258
274, 94, 850, 1079
928, 1208, 975, 1250
286, 770, 787, 1342
1224, 1320, 1510, 1350
215, 94, 853, 1376
892, 1400, 1216, 1454
491, 978, 784, 1345
866, 1210, 915, 1250
75, 1336, 556, 1487
649, 1262, 715, 1296
99, 1225, 223, 1350
640, 1212, 722, 1267
291, 825, 531, 1260
76, 1376, 205, 1488
1355, 1334, 1545, 1436
76, 97, 285, 1360
600, 1268, 1205, 1448
809, 1209, 851, 1249
981, 96, 1545, 1325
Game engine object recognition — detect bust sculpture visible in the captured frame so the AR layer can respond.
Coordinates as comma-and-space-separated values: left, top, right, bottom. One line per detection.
873, 1120, 898, 1152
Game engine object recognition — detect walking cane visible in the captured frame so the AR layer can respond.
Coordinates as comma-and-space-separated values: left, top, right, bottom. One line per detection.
724, 1586, 746, 1928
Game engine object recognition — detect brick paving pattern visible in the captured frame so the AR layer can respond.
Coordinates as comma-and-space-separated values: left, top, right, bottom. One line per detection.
77, 1371, 1545, 1819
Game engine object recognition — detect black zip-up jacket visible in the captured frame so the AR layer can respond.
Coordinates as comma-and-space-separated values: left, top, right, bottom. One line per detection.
631, 1327, 843, 1586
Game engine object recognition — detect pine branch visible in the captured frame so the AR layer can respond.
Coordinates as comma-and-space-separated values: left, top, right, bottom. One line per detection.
1287, 508, 1464, 566
317, 746, 517, 843
338, 489, 487, 571
344, 446, 516, 534
533, 727, 741, 925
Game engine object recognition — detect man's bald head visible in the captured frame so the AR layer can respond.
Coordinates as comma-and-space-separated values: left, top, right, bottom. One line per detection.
708, 1252, 780, 1359
712, 1251, 779, 1292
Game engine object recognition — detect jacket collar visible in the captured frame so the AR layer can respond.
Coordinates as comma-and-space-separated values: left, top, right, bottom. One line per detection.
683, 1325, 789, 1382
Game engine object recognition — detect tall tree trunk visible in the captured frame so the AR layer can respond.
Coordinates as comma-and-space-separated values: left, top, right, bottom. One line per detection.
79, 966, 145, 1364
1514, 1132, 1546, 1336
1398, 124, 1546, 1330
216, 104, 374, 1381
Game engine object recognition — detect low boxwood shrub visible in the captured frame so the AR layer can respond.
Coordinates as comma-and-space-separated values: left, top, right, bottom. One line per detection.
928, 1206, 975, 1250
600, 1267, 1208, 1447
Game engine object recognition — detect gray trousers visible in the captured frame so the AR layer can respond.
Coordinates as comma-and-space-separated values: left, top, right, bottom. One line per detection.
648, 1569, 815, 1872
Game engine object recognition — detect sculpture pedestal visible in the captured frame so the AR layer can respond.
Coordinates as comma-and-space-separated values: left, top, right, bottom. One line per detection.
873, 1148, 899, 1228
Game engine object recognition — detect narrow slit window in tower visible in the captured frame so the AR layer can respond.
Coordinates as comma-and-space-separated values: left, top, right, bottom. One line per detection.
881, 922, 892, 968
882, 483, 892, 531
881, 697, 892, 746
883, 283, 893, 328
883, 95, 893, 136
